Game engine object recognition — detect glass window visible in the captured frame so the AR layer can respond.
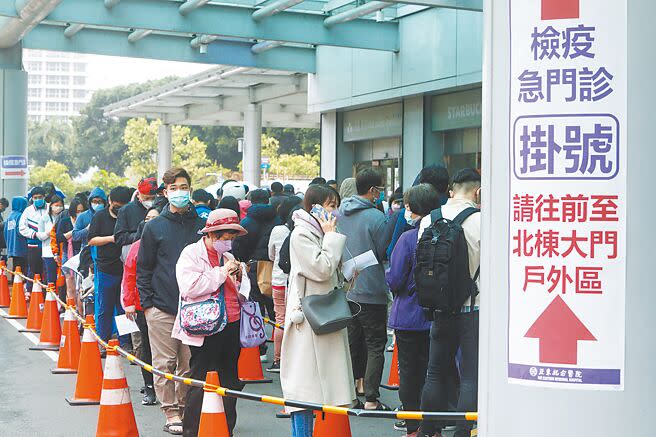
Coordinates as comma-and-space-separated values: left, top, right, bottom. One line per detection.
73, 89, 87, 99
73, 63, 86, 73
73, 76, 85, 86
26, 61, 41, 71
443, 127, 482, 176
28, 88, 41, 98
28, 74, 41, 85
28, 101, 41, 112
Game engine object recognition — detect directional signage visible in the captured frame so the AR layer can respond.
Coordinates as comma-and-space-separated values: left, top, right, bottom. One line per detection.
1, 155, 28, 179
507, 0, 626, 390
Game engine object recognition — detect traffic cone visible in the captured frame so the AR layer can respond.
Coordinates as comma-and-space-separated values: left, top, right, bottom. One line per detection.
238, 347, 272, 384
52, 298, 81, 374
56, 266, 66, 288
66, 315, 103, 406
314, 411, 352, 437
96, 339, 139, 437
198, 371, 230, 437
381, 342, 400, 390
2, 266, 27, 319
18, 275, 44, 333
29, 283, 61, 351
0, 261, 10, 308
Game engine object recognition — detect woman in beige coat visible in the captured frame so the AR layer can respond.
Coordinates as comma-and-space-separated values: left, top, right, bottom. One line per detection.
280, 185, 356, 437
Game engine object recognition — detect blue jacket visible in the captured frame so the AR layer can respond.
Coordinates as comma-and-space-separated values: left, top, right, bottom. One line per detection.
4, 197, 28, 258
195, 204, 212, 221
385, 227, 431, 331
73, 187, 107, 247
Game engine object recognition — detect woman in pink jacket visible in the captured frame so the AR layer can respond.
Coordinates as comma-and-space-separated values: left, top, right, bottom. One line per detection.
173, 209, 247, 437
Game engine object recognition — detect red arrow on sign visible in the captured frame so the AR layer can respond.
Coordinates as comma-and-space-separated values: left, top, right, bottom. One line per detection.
541, 0, 580, 20
525, 295, 596, 365
4, 170, 25, 176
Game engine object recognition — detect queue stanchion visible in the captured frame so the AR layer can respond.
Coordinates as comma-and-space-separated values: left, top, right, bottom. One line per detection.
66, 315, 103, 406
0, 261, 10, 308
52, 298, 81, 374
18, 275, 44, 333
29, 283, 61, 351
3, 266, 27, 319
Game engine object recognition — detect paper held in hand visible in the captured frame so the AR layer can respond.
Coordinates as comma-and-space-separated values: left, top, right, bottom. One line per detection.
115, 314, 140, 336
342, 250, 379, 281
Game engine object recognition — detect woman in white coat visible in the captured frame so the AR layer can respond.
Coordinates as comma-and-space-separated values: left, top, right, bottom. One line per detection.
280, 185, 356, 437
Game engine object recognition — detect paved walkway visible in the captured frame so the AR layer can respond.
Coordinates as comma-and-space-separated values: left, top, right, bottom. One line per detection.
0, 307, 420, 436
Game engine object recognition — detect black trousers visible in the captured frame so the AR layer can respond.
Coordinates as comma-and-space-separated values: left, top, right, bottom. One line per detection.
183, 321, 243, 437
135, 310, 154, 387
395, 329, 430, 433
347, 302, 388, 402
420, 311, 479, 437
10, 256, 26, 274
26, 246, 43, 292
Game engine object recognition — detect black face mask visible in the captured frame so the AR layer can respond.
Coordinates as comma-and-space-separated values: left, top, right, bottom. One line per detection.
111, 206, 121, 216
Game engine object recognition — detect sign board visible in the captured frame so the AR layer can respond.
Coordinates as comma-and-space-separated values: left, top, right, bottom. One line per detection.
343, 103, 402, 142
261, 163, 271, 170
431, 88, 482, 132
1, 155, 28, 179
508, 0, 626, 390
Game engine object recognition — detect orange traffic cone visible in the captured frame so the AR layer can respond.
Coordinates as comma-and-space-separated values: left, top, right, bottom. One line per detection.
381, 342, 400, 390
66, 315, 103, 405
314, 411, 352, 437
18, 275, 44, 333
96, 339, 139, 437
52, 298, 81, 374
0, 261, 10, 308
198, 371, 230, 437
238, 347, 272, 384
29, 283, 61, 351
56, 266, 66, 288
2, 266, 27, 319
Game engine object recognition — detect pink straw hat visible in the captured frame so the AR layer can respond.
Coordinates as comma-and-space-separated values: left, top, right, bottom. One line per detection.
199, 209, 247, 236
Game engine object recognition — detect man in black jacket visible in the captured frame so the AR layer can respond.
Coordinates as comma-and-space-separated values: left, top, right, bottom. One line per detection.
137, 168, 205, 434
114, 177, 157, 251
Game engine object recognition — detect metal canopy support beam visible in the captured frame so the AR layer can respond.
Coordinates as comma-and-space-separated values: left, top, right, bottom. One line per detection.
0, 0, 62, 48
127, 28, 152, 43
63, 23, 84, 38
243, 104, 262, 186
251, 41, 282, 54
324, 1, 393, 27
24, 24, 316, 73
252, 0, 306, 21
384, 0, 481, 10
0, 0, 398, 51
190, 34, 218, 49
157, 123, 172, 183
179, 0, 210, 15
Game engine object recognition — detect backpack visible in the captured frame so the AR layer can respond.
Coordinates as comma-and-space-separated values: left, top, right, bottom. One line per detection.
278, 230, 292, 275
414, 207, 480, 314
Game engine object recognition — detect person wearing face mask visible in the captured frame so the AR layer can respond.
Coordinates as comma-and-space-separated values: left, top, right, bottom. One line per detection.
280, 185, 355, 437
337, 168, 394, 411
56, 196, 88, 301
88, 186, 133, 347
114, 177, 158, 259
35, 195, 64, 286
385, 184, 440, 437
137, 167, 206, 435
121, 206, 162, 407
172, 209, 247, 437
18, 186, 49, 293
73, 187, 108, 249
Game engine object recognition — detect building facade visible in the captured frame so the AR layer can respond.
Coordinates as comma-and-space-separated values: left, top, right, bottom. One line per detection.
23, 49, 93, 121
315, 7, 483, 193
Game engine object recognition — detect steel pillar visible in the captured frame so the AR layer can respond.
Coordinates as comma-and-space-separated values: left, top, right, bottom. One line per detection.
157, 123, 172, 183
243, 104, 262, 186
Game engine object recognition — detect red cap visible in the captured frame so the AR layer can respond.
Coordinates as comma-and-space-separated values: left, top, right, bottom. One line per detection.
138, 177, 158, 195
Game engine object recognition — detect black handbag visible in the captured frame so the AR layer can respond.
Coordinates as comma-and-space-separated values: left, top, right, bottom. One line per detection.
301, 286, 355, 335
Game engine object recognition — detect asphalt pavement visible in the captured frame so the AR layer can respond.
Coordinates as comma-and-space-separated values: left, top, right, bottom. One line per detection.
0, 308, 419, 437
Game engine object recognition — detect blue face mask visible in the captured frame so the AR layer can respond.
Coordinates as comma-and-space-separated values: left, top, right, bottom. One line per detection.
404, 209, 418, 226
92, 203, 104, 212
34, 199, 45, 209
168, 190, 191, 209
376, 190, 385, 205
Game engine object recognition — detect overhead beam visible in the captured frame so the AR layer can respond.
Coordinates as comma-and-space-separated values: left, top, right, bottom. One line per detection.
127, 28, 152, 43
24, 24, 316, 73
63, 23, 84, 38
251, 41, 283, 54
249, 78, 305, 103
0, 0, 398, 51
324, 1, 393, 27
178, 0, 210, 15
252, 0, 306, 21
384, 0, 481, 10
190, 34, 218, 49
0, 0, 62, 48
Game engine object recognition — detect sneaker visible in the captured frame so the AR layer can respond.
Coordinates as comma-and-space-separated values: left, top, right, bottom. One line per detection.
266, 361, 280, 373
394, 419, 407, 431
142, 385, 157, 406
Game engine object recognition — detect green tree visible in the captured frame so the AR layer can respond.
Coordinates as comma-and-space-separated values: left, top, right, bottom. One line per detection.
72, 77, 178, 175
189, 126, 243, 171
265, 127, 320, 156
29, 161, 77, 199
28, 120, 77, 172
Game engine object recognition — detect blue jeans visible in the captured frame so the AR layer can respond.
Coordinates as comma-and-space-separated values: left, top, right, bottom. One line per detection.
94, 269, 128, 345
43, 257, 57, 286
290, 410, 314, 437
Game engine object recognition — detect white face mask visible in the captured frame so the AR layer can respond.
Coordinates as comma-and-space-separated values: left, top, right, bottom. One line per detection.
142, 200, 154, 209
404, 209, 418, 226
52, 206, 63, 215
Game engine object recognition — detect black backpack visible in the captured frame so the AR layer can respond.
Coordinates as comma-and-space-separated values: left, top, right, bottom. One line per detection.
278, 230, 292, 275
414, 207, 480, 314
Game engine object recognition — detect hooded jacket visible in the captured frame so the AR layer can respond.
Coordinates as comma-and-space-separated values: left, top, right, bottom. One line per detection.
337, 196, 392, 305
19, 200, 48, 248
137, 205, 205, 315
4, 197, 28, 258
232, 203, 281, 262
73, 187, 107, 246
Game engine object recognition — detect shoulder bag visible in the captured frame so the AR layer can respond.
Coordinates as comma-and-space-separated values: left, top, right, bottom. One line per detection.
179, 258, 228, 337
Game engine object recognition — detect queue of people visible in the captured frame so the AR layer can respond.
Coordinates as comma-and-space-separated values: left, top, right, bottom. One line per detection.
2, 163, 480, 437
